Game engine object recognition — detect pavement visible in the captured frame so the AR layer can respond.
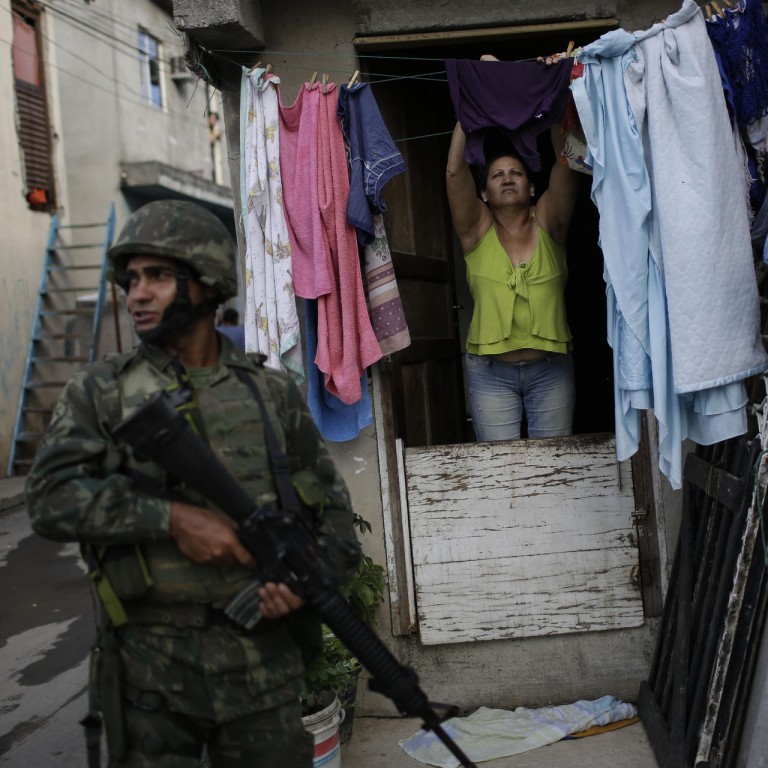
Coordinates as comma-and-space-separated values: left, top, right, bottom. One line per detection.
0, 475, 25, 513
0, 475, 658, 767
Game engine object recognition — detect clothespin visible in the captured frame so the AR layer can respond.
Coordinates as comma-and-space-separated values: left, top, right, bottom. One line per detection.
264, 64, 272, 76
348, 69, 360, 88
712, 1, 723, 15
249, 60, 262, 72
566, 41, 575, 58
721, 0, 733, 6
322, 72, 329, 93
309, 71, 318, 87
705, 3, 712, 18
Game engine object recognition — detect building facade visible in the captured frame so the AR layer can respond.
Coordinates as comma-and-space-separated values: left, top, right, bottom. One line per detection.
1, 0, 234, 473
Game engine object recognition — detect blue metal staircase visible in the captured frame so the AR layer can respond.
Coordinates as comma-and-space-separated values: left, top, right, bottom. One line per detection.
7, 204, 116, 476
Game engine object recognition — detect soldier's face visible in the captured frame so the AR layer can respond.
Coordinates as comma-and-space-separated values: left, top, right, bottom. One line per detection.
125, 255, 204, 335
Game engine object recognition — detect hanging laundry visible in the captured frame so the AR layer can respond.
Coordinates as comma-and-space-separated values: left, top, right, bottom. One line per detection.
573, 0, 768, 488
337, 82, 411, 355
705, 0, 768, 209
239, 67, 304, 378
337, 81, 407, 245
539, 47, 593, 176
278, 82, 334, 300
571, 28, 654, 474
706, 0, 768, 131
304, 299, 373, 441
752, 188, 768, 259
364, 214, 411, 355
560, 61, 593, 176
315, 81, 383, 404
444, 57, 573, 170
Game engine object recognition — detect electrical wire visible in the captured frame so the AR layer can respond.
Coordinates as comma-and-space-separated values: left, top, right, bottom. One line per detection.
4, 4, 473, 143
1, 1, 220, 129
38, 0, 187, 70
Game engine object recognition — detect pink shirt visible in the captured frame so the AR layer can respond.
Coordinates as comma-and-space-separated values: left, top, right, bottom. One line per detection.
279, 83, 332, 299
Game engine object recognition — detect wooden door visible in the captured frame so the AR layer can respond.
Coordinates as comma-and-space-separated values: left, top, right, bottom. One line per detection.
374, 64, 471, 448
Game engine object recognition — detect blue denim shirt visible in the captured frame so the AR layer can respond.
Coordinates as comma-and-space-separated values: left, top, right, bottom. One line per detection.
337, 83, 406, 245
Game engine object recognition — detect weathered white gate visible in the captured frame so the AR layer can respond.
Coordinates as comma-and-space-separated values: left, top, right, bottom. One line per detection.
403, 434, 645, 645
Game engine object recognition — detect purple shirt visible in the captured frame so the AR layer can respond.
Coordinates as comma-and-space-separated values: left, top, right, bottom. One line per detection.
445, 58, 573, 170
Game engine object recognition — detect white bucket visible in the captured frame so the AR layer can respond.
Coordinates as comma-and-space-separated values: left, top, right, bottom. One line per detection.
302, 696, 345, 768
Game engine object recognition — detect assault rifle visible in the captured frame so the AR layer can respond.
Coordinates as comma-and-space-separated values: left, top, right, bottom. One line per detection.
113, 390, 478, 768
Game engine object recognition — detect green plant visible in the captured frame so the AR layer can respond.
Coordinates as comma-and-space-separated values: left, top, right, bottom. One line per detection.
301, 512, 386, 714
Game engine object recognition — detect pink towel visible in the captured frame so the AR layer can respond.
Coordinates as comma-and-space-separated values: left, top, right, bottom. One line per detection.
278, 83, 333, 299
315, 84, 382, 404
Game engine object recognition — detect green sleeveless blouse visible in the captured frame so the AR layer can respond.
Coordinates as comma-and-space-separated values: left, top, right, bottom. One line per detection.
465, 221, 572, 355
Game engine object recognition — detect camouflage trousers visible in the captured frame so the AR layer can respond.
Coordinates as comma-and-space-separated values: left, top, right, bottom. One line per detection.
117, 696, 313, 767
110, 621, 312, 766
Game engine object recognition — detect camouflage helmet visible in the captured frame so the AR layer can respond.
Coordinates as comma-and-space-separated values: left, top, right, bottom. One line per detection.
108, 200, 238, 300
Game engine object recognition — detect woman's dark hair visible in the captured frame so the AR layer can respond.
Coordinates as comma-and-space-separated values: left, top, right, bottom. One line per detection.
476, 132, 533, 191
472, 130, 538, 199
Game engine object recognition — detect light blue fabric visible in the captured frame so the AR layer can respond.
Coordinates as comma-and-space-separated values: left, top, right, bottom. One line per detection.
574, 2, 762, 489
304, 299, 372, 442
628, 0, 767, 395
572, 30, 653, 466
399, 695, 638, 768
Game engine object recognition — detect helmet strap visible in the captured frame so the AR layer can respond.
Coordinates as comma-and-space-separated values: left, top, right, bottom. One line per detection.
137, 268, 219, 345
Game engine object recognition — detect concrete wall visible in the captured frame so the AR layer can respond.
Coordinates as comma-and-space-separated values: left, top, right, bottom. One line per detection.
351, 0, 680, 35
0, 7, 67, 477
51, 0, 230, 239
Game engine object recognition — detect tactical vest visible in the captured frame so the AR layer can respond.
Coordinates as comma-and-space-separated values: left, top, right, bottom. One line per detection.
92, 350, 310, 622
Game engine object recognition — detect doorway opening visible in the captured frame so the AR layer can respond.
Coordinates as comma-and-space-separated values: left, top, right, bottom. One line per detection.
361, 27, 615, 448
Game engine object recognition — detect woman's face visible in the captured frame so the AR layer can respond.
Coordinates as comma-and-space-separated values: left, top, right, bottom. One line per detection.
483, 156, 533, 207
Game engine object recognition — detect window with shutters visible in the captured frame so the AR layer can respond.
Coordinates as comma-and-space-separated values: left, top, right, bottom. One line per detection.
12, 0, 55, 211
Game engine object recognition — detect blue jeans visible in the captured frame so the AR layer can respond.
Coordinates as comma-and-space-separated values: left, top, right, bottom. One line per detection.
465, 352, 575, 441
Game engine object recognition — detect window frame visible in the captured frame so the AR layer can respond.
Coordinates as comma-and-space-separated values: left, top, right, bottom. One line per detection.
138, 27, 163, 109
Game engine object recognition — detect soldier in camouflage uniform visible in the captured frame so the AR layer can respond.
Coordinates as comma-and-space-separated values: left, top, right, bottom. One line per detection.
26, 200, 361, 767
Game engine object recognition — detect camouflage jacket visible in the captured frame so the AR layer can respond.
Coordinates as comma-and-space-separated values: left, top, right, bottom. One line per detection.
26, 336, 361, 612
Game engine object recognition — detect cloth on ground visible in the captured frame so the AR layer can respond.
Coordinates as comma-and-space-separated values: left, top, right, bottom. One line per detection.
239, 68, 303, 378
399, 695, 638, 768
314, 82, 382, 404
445, 57, 573, 171
278, 82, 333, 300
564, 716, 639, 739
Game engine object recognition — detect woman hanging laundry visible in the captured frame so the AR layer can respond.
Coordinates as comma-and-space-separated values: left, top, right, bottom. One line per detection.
445, 54, 579, 441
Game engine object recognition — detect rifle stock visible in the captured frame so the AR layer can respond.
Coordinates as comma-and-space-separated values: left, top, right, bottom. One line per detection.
114, 391, 478, 768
